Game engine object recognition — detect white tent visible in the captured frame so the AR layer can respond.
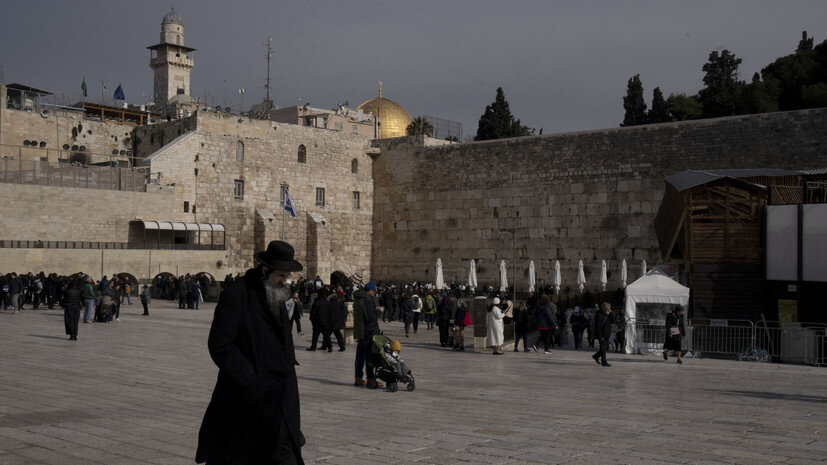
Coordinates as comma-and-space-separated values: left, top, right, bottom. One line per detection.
624, 266, 690, 355
435, 258, 444, 290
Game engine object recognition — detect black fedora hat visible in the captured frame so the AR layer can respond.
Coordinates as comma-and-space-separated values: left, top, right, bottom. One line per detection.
254, 241, 303, 272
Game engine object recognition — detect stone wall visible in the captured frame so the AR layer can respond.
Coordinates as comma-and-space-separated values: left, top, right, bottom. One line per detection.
371, 108, 827, 290
146, 111, 375, 280
0, 182, 180, 243
0, 95, 135, 164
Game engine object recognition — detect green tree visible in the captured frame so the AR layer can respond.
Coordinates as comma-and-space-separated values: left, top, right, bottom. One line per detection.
406, 116, 434, 136
736, 72, 779, 114
698, 49, 744, 117
648, 87, 670, 123
474, 87, 532, 141
797, 31, 814, 52
666, 93, 703, 121
444, 135, 459, 142
621, 74, 647, 126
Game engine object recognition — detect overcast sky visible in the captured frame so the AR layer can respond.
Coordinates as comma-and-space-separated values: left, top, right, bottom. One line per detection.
2, 1, 825, 136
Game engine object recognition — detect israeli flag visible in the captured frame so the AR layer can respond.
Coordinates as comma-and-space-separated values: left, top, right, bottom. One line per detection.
284, 188, 297, 218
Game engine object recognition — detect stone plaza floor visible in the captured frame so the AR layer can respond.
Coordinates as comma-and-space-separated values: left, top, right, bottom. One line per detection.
0, 300, 825, 465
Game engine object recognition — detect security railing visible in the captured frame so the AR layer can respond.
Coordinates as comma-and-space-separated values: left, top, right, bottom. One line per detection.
625, 318, 827, 366
0, 157, 147, 192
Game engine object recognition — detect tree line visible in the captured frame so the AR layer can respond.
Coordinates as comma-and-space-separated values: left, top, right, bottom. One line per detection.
622, 31, 827, 126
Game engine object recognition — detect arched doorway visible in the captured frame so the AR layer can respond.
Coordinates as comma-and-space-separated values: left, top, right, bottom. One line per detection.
195, 272, 219, 301
330, 271, 354, 290
115, 272, 139, 296
152, 272, 176, 300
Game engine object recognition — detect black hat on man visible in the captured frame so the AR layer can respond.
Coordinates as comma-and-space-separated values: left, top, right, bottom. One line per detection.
254, 240, 303, 272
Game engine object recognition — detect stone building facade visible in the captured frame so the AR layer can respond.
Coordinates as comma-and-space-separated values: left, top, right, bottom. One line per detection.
370, 108, 827, 291
141, 111, 375, 281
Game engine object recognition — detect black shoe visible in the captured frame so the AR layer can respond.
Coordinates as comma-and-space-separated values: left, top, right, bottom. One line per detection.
459, 346, 465, 351
592, 355, 601, 365
306, 348, 316, 351
452, 346, 459, 351
602, 362, 612, 367
513, 348, 519, 352
338, 348, 345, 352
663, 352, 668, 361
327, 348, 333, 353
524, 349, 531, 352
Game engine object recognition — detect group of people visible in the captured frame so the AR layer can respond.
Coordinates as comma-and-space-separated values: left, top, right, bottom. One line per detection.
2, 271, 152, 341
153, 274, 207, 309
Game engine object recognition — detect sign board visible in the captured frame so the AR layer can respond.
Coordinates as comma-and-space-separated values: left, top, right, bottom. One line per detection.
778, 299, 798, 322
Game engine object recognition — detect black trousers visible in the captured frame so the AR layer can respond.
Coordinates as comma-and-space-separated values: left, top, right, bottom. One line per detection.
310, 325, 331, 350
412, 313, 420, 332
332, 329, 345, 350
47, 294, 56, 310
438, 324, 450, 346
178, 296, 186, 308
142, 301, 149, 315
535, 329, 551, 351
64, 305, 80, 337
387, 305, 396, 321
594, 338, 609, 363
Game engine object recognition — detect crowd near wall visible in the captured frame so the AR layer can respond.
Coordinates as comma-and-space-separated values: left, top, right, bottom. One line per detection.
371, 108, 827, 290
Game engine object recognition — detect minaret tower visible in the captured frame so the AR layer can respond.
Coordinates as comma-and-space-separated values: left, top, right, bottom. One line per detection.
147, 8, 196, 104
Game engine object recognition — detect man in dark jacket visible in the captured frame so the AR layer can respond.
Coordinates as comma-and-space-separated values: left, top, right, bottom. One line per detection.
9, 273, 24, 314
306, 288, 332, 352
569, 307, 587, 350
592, 302, 613, 367
196, 240, 305, 465
353, 282, 381, 388
380, 287, 394, 322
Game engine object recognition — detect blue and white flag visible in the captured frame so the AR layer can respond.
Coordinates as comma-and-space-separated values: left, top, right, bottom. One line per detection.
284, 188, 297, 218
113, 84, 125, 101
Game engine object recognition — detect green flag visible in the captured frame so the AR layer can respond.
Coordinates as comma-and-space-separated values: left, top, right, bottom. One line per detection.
81, 77, 87, 97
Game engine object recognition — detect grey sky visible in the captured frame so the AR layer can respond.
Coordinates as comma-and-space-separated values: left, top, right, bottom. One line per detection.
2, 1, 825, 136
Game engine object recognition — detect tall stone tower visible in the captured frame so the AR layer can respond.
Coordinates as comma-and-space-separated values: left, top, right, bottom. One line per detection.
147, 8, 195, 104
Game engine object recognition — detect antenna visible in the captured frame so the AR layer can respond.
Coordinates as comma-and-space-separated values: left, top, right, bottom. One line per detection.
264, 36, 273, 102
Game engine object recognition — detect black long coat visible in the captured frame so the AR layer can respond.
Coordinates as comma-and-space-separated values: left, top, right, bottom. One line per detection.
196, 267, 304, 465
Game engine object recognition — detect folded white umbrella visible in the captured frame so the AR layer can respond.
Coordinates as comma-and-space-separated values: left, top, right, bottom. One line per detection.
553, 260, 561, 294
621, 259, 627, 289
577, 260, 586, 293
499, 260, 508, 292
600, 260, 607, 291
528, 260, 536, 293
435, 258, 444, 290
641, 260, 647, 278
468, 260, 478, 288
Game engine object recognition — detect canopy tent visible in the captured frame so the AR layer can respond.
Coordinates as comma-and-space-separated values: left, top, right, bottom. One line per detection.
624, 266, 690, 355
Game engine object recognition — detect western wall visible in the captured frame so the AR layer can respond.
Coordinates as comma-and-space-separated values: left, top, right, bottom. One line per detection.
371, 107, 827, 290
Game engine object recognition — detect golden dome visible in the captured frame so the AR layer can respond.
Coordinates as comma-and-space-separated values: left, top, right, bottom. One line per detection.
357, 85, 412, 139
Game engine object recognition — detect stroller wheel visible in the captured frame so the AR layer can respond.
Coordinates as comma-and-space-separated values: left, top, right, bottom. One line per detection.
387, 382, 398, 393
406, 377, 415, 391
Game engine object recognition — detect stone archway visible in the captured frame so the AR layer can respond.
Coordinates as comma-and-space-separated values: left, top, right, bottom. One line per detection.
195, 272, 219, 301
152, 272, 176, 299
115, 272, 139, 296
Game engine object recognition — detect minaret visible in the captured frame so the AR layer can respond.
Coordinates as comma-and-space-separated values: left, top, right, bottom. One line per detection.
147, 8, 195, 104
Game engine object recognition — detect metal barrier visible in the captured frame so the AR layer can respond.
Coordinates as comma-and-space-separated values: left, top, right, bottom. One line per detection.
626, 317, 826, 366
690, 319, 754, 358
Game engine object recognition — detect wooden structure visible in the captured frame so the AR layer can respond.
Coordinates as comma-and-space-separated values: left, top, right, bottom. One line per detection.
654, 169, 801, 320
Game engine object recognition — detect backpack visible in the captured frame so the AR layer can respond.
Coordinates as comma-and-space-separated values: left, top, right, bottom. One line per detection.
462, 311, 472, 326
100, 295, 114, 316
425, 297, 435, 312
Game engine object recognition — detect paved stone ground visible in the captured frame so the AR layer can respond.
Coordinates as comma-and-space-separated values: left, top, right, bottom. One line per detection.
0, 300, 825, 465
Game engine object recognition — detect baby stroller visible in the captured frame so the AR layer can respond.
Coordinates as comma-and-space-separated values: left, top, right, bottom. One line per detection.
371, 334, 415, 392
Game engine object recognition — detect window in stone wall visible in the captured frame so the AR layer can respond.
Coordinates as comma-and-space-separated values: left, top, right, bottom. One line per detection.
236, 141, 244, 161
353, 191, 360, 210
351, 159, 358, 174
298, 145, 306, 163
184, 201, 190, 213
315, 187, 325, 206
234, 179, 244, 199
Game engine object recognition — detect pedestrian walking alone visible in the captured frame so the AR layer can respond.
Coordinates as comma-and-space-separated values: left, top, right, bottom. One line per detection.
532, 296, 558, 355
663, 305, 686, 364
140, 284, 150, 315
63, 277, 82, 341
592, 302, 613, 367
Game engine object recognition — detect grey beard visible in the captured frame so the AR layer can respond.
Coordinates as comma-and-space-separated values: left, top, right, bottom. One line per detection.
264, 281, 291, 318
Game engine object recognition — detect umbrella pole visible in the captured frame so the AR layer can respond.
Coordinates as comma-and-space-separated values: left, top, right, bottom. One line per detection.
513, 229, 517, 303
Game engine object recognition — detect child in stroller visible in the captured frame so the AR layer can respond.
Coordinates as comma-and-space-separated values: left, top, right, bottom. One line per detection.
371, 334, 415, 392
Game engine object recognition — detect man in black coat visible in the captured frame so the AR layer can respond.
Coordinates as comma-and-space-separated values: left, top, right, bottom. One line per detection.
306, 288, 332, 352
592, 302, 613, 367
196, 241, 305, 465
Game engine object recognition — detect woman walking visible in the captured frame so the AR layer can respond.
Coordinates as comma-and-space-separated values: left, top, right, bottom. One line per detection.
452, 301, 470, 351
512, 301, 531, 352
487, 297, 505, 355
532, 296, 558, 355
663, 305, 686, 364
63, 277, 82, 341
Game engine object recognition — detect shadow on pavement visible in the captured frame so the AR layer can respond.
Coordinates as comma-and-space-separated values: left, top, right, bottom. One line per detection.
706, 389, 827, 404
26, 334, 68, 340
